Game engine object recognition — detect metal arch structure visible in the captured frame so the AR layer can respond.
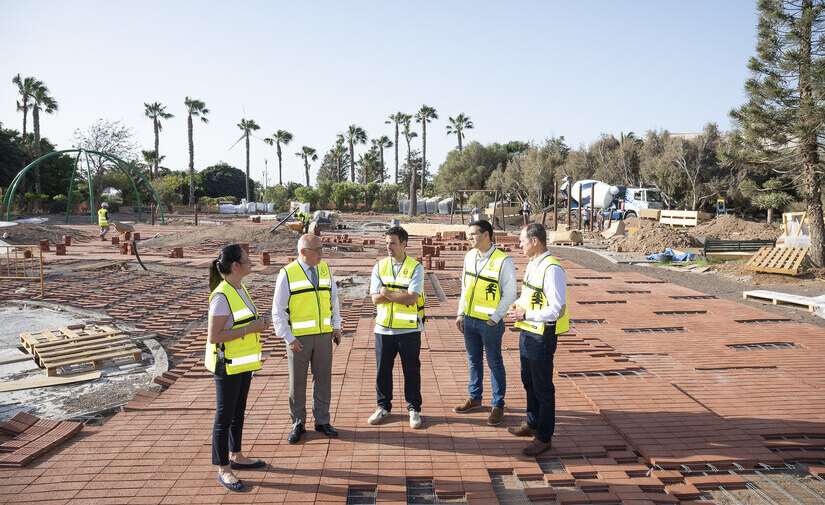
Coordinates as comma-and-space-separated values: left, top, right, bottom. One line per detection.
2, 149, 165, 225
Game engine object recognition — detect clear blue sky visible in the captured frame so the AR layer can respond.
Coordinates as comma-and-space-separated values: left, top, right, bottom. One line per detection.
1, 1, 758, 187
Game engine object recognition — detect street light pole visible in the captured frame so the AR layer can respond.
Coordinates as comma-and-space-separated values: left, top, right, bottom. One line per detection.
264, 158, 268, 206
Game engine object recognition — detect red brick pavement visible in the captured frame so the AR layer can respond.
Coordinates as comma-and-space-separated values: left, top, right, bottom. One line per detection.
1, 220, 825, 504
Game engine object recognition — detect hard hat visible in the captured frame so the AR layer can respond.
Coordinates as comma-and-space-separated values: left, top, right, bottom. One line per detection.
101, 202, 109, 208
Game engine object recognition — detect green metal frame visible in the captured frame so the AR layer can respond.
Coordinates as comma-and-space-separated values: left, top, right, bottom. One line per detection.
2, 149, 165, 225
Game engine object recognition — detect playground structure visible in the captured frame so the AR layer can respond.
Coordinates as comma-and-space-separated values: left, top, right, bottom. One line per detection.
1, 149, 166, 225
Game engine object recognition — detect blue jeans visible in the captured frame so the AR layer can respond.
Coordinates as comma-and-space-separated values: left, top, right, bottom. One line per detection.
463, 316, 506, 408
519, 326, 557, 443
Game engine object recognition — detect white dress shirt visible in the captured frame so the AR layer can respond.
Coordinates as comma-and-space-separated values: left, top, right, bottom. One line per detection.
271, 258, 342, 344
523, 250, 567, 323
457, 245, 517, 323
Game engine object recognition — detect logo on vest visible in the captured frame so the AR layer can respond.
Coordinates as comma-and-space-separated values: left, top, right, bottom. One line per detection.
530, 290, 544, 308
485, 282, 498, 300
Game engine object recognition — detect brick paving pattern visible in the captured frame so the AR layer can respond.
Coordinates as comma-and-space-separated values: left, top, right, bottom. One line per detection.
1, 219, 825, 504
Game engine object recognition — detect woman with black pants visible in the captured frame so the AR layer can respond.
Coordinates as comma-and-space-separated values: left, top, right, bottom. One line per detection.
207, 244, 269, 492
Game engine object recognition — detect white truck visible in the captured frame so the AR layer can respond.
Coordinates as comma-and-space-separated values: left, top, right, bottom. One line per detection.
560, 177, 663, 219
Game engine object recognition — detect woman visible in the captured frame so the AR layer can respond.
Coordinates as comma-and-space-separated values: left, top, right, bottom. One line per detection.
207, 244, 269, 492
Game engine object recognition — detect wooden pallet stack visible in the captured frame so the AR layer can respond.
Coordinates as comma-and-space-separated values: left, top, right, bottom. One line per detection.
744, 247, 809, 276
19, 325, 142, 376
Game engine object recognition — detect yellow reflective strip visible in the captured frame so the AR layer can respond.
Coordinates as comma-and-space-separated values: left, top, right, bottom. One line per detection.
393, 312, 417, 321
473, 305, 496, 315
292, 320, 317, 329
319, 278, 331, 286
290, 280, 312, 290
323, 318, 331, 326
232, 307, 253, 320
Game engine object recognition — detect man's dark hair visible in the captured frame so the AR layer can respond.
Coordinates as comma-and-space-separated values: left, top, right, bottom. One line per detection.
385, 226, 409, 245
469, 219, 494, 242
524, 223, 546, 246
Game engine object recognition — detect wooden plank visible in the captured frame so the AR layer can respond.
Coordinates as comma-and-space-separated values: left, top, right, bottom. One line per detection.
31, 330, 126, 351
35, 339, 136, 366
743, 290, 819, 311
19, 333, 38, 352
0, 371, 101, 393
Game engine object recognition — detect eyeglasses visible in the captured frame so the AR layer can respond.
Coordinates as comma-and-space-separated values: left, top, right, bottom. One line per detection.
304, 247, 324, 254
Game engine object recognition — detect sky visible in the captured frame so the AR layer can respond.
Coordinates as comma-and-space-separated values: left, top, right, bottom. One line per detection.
1, 1, 759, 188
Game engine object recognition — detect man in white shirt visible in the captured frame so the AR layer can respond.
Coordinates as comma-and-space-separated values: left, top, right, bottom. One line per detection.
272, 234, 343, 444
506, 223, 568, 456
453, 219, 517, 426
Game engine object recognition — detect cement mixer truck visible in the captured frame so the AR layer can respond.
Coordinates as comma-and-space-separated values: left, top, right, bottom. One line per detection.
560, 177, 663, 220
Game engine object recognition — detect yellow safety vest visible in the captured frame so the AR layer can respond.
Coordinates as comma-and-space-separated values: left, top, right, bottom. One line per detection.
514, 254, 569, 335
375, 256, 425, 329
98, 209, 109, 226
461, 247, 509, 321
284, 260, 334, 336
296, 211, 309, 223
205, 281, 262, 375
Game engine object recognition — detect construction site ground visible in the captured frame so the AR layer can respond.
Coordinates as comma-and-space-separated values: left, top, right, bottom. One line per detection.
2, 211, 825, 505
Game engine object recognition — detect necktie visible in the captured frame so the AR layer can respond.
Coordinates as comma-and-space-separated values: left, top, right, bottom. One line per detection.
309, 267, 318, 289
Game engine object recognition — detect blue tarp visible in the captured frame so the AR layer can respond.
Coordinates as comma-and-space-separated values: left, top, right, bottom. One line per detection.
645, 248, 697, 262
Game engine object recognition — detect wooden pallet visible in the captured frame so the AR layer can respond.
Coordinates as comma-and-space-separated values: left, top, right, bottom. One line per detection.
743, 290, 825, 312
744, 247, 808, 275
19, 325, 142, 376
659, 210, 714, 227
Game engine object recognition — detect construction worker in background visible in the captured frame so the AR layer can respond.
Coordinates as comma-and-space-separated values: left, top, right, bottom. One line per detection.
506, 223, 568, 456
454, 219, 517, 426
98, 202, 110, 241
522, 199, 531, 226
296, 209, 311, 234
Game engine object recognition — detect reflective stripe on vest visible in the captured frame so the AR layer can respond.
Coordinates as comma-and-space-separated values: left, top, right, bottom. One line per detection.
205, 281, 262, 375
98, 209, 109, 226
514, 254, 569, 335
284, 261, 334, 336
461, 247, 509, 321
375, 256, 425, 329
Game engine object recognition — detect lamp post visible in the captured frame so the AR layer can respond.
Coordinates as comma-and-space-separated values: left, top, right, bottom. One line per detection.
263, 158, 268, 206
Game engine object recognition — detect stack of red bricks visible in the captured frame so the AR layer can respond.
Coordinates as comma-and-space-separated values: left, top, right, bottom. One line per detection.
0, 412, 83, 467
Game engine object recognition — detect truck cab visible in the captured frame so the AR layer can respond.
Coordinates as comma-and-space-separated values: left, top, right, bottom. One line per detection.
622, 188, 663, 218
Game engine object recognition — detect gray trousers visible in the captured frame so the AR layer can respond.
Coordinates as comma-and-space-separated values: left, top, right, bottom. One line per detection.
287, 332, 333, 427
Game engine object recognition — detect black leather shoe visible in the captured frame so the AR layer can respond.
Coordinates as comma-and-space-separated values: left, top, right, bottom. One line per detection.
287, 423, 305, 444
314, 423, 338, 438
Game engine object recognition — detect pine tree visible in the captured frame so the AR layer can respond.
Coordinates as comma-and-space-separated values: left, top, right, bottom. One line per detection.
731, 0, 825, 266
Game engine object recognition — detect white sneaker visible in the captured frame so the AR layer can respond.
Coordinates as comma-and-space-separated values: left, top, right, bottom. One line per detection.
368, 407, 389, 425
409, 410, 422, 429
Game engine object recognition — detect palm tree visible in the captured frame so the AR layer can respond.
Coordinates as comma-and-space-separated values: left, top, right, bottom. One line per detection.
264, 130, 293, 186
371, 136, 393, 183
401, 114, 418, 216
414, 105, 438, 194
236, 119, 261, 202
332, 137, 348, 183
31, 82, 58, 193
385, 112, 405, 184
12, 74, 39, 158
446, 113, 474, 151
184, 97, 209, 206
343, 125, 367, 182
144, 102, 174, 180
295, 146, 318, 187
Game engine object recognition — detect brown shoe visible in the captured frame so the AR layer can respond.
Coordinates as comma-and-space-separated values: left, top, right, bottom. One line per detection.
521, 438, 552, 456
453, 397, 482, 413
506, 421, 537, 437
487, 406, 504, 426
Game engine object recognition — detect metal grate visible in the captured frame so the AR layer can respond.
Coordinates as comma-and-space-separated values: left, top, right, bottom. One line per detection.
570, 319, 607, 324
670, 295, 717, 299
655, 310, 707, 315
729, 342, 801, 351
346, 487, 377, 505
623, 327, 686, 333
575, 276, 612, 280
626, 280, 666, 284
681, 463, 825, 505
559, 368, 648, 379
536, 456, 568, 473
735, 318, 793, 325
577, 300, 627, 305
567, 282, 589, 286
607, 290, 651, 294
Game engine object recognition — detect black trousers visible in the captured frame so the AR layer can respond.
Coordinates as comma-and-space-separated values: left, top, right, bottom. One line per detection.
212, 362, 252, 466
519, 325, 558, 443
375, 332, 422, 412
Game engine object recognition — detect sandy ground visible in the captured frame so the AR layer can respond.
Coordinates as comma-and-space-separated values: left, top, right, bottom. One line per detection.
0, 302, 164, 423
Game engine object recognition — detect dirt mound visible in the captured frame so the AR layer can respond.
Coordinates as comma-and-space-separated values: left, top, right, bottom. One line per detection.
141, 224, 296, 251
689, 215, 780, 240
610, 221, 702, 254
0, 222, 92, 246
